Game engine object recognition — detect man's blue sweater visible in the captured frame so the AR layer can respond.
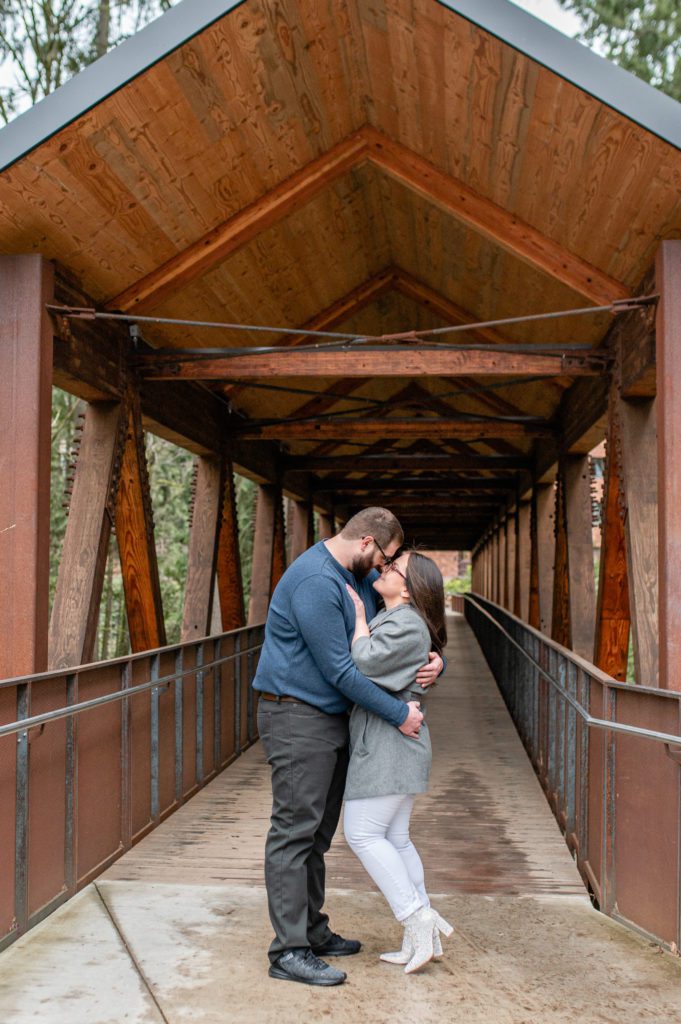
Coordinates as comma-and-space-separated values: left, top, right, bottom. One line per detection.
252, 541, 408, 727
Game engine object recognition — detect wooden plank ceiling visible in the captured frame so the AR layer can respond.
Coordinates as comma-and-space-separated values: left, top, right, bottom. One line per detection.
1, 0, 680, 549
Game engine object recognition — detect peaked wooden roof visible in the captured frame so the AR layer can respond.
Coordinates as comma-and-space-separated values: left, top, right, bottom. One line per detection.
1, 0, 678, 547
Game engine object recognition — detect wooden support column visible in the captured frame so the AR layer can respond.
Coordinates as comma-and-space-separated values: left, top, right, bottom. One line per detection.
181, 456, 222, 641
115, 395, 166, 651
271, 487, 286, 594
551, 466, 570, 648
216, 461, 245, 631
655, 241, 681, 690
248, 484, 279, 625
49, 402, 124, 668
564, 455, 596, 660
619, 398, 658, 686
317, 511, 334, 540
501, 520, 509, 607
507, 513, 517, 612
594, 394, 630, 680
529, 483, 555, 633
0, 255, 53, 677
290, 499, 313, 562
517, 500, 531, 620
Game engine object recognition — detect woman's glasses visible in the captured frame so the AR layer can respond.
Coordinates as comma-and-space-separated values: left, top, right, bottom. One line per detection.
382, 561, 407, 581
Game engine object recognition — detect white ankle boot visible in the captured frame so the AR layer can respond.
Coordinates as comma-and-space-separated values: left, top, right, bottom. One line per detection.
403, 907, 436, 973
381, 909, 453, 969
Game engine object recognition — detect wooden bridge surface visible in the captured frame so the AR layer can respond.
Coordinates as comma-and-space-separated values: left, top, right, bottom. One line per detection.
103, 614, 584, 895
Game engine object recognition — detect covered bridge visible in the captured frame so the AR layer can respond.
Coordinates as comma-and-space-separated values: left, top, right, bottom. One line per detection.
1, 0, 681, 986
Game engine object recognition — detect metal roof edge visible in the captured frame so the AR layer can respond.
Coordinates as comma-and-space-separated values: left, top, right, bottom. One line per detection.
1, 0, 679, 175
439, 0, 681, 151
0, 0, 247, 173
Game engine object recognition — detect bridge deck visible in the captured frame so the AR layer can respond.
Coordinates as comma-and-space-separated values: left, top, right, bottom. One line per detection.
1, 616, 680, 1022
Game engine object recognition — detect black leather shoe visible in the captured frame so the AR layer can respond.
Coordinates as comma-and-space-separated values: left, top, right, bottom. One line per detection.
268, 948, 347, 986
311, 932, 362, 957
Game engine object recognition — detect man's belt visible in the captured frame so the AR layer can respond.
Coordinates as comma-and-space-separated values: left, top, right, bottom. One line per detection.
259, 692, 305, 704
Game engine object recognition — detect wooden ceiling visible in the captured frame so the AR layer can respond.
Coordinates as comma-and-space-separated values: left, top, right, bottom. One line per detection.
1, 0, 679, 548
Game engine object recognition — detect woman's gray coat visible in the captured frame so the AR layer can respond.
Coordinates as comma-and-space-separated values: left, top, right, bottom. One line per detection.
344, 603, 433, 801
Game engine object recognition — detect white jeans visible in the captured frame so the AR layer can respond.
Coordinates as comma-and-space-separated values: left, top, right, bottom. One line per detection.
343, 794, 429, 922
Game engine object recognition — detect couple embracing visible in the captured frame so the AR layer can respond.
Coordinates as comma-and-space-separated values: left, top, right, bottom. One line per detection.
253, 506, 451, 986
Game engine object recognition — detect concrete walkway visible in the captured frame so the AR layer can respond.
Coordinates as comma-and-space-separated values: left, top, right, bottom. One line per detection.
1, 616, 680, 1023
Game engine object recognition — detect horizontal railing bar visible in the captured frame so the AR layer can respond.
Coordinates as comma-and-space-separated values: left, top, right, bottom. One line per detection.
0, 623, 266, 691
465, 595, 681, 746
0, 642, 263, 739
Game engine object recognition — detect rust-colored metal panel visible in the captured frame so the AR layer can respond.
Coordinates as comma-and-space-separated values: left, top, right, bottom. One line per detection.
181, 647, 199, 798
129, 658, 152, 841
27, 680, 67, 918
76, 665, 124, 881
157, 650, 179, 816
0, 255, 54, 679
611, 690, 679, 943
218, 636, 237, 767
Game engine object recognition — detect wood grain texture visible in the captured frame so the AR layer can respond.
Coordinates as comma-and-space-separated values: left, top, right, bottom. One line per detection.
655, 242, 681, 692
141, 349, 602, 381
551, 467, 570, 649
236, 417, 550, 442
517, 501, 531, 621
0, 255, 54, 678
289, 499, 312, 562
619, 398, 658, 687
564, 455, 596, 661
536, 482, 556, 636
247, 485, 277, 626
594, 395, 630, 681
49, 402, 124, 669
216, 463, 245, 631
115, 399, 166, 651
181, 456, 222, 642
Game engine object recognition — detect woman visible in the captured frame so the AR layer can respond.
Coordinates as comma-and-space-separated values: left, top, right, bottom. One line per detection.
343, 549, 452, 974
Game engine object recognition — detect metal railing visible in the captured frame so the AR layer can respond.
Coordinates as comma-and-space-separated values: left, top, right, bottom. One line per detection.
465, 593, 681, 952
0, 623, 265, 952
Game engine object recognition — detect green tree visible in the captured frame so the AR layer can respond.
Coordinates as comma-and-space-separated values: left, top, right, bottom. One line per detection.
0, 0, 174, 123
558, 0, 681, 100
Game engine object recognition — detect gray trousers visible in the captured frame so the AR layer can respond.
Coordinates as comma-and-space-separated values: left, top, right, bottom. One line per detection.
257, 699, 349, 962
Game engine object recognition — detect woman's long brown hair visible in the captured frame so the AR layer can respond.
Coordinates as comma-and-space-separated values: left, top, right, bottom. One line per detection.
405, 551, 447, 655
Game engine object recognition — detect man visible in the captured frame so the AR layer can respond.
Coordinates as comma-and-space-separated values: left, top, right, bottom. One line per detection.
253, 507, 444, 986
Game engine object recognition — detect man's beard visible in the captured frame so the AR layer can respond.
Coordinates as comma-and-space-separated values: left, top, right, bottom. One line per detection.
349, 550, 376, 580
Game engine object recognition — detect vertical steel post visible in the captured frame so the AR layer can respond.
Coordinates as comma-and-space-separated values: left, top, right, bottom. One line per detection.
195, 642, 204, 785
234, 634, 242, 756
14, 683, 30, 936
150, 654, 160, 824
174, 648, 184, 804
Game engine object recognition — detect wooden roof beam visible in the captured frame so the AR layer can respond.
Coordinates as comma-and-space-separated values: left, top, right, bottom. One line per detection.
108, 129, 628, 315
236, 418, 550, 441
365, 129, 628, 306
289, 454, 531, 472
140, 348, 604, 381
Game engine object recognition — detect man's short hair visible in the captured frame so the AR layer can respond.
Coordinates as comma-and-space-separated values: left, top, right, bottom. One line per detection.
340, 507, 403, 548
